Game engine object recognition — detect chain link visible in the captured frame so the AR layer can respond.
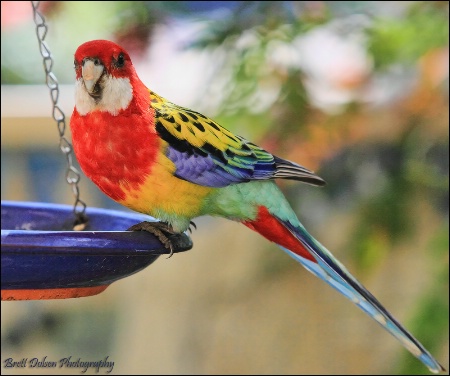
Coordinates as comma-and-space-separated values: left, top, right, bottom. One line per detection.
31, 1, 88, 228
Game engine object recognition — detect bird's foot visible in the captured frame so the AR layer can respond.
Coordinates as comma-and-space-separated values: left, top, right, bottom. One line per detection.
127, 221, 177, 258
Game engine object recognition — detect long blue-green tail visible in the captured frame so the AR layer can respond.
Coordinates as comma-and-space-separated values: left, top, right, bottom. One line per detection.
283, 220, 445, 374
244, 207, 445, 373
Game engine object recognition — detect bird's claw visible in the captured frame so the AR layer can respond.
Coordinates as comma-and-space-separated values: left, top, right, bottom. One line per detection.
127, 221, 177, 258
188, 221, 197, 233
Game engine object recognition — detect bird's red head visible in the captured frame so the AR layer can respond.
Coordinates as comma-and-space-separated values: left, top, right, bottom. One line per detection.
73, 40, 150, 116
74, 39, 134, 80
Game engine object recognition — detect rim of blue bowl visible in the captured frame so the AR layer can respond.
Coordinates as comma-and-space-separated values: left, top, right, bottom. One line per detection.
1, 200, 193, 255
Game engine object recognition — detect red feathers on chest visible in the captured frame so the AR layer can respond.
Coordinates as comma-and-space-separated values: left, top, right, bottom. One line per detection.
70, 109, 159, 201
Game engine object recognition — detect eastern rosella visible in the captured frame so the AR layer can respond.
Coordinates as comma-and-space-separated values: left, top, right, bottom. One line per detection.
70, 40, 445, 373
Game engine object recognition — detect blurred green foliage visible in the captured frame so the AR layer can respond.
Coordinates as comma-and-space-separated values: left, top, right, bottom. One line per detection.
397, 223, 449, 374
369, 2, 449, 68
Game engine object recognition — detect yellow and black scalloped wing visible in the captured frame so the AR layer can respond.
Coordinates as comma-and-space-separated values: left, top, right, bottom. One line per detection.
152, 93, 325, 188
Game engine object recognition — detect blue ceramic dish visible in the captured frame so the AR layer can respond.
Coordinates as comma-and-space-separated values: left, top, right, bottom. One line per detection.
1, 201, 192, 300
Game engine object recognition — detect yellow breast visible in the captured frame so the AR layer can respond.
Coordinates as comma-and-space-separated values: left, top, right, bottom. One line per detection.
118, 149, 212, 218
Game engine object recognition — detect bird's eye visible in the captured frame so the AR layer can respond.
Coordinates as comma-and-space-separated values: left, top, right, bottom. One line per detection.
93, 58, 101, 66
115, 53, 125, 68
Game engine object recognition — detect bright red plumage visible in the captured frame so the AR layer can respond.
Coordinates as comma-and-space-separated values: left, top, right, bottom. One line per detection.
71, 107, 159, 201
243, 206, 316, 262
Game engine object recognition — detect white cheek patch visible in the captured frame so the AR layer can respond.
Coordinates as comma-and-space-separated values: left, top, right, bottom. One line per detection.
99, 76, 133, 115
75, 79, 96, 116
75, 76, 133, 116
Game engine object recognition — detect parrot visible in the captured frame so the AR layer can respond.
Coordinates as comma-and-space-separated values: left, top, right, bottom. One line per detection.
70, 39, 445, 374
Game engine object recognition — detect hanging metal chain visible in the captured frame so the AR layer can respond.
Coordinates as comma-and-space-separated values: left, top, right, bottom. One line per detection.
31, 1, 88, 229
